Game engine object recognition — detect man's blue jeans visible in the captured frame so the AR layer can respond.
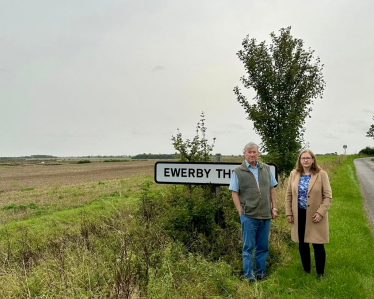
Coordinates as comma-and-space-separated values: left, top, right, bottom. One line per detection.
240, 214, 271, 279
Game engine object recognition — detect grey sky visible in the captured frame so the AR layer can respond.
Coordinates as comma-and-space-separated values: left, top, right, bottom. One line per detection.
1, 0, 373, 156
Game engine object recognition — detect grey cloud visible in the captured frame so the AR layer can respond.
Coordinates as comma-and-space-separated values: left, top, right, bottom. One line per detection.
227, 123, 248, 130
151, 66, 166, 73
322, 132, 339, 140
362, 108, 374, 114
131, 129, 152, 136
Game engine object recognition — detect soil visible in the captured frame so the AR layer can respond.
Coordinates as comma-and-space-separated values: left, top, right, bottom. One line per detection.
0, 160, 156, 193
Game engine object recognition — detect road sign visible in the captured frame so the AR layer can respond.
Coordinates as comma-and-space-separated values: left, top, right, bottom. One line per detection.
154, 162, 278, 186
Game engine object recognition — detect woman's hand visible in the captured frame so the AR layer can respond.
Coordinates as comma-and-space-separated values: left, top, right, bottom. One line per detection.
312, 212, 323, 223
287, 215, 294, 224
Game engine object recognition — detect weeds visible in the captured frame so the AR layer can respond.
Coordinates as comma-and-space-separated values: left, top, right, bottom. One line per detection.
2, 203, 39, 211
0, 155, 370, 298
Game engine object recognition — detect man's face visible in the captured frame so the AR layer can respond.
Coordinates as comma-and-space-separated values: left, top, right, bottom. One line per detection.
244, 147, 259, 164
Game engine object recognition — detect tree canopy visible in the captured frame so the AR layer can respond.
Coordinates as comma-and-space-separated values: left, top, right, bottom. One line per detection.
366, 116, 374, 139
234, 27, 325, 177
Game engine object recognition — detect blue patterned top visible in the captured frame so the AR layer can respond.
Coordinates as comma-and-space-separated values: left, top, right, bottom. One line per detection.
298, 174, 311, 209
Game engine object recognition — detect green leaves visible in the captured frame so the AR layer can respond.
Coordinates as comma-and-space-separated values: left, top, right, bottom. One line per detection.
171, 112, 216, 162
235, 27, 325, 177
366, 116, 374, 139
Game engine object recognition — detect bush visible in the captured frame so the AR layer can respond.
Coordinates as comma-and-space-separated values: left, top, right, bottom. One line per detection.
137, 183, 242, 272
359, 146, 374, 155
77, 160, 91, 164
103, 159, 130, 162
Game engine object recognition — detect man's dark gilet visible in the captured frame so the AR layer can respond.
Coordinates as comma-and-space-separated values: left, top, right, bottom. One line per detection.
234, 161, 272, 219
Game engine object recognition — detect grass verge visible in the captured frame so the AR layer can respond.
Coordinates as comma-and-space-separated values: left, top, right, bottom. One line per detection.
0, 155, 372, 298
261, 155, 374, 298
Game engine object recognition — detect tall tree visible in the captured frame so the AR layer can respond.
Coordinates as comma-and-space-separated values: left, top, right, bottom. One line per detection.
234, 27, 325, 178
366, 117, 374, 139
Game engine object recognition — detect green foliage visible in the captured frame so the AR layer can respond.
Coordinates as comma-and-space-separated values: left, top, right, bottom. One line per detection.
234, 27, 325, 177
103, 159, 130, 162
359, 146, 374, 155
148, 243, 238, 298
131, 154, 175, 159
3, 156, 373, 298
77, 159, 91, 164
2, 203, 39, 211
139, 183, 243, 271
171, 112, 216, 162
366, 116, 374, 139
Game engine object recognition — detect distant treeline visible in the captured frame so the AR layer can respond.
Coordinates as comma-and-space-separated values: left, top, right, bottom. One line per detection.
359, 146, 374, 155
132, 154, 176, 159
75, 155, 131, 158
0, 155, 57, 159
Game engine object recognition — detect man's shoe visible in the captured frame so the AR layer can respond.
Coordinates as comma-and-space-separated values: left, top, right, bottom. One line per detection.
256, 275, 268, 281
248, 278, 256, 285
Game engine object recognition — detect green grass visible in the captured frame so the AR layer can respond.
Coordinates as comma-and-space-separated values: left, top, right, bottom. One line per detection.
0, 155, 372, 298
262, 155, 374, 298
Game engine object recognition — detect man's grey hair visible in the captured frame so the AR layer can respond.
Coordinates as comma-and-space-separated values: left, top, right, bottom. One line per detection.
243, 142, 260, 154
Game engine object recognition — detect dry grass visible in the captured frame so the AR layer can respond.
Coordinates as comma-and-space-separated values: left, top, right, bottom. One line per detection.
0, 156, 347, 298
0, 161, 156, 225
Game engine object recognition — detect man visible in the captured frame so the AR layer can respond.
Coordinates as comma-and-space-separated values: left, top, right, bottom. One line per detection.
229, 142, 278, 284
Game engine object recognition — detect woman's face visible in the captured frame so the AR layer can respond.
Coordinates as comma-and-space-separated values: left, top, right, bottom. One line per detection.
300, 152, 314, 167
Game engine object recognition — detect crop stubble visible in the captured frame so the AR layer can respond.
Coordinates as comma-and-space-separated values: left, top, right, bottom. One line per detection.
0, 160, 156, 193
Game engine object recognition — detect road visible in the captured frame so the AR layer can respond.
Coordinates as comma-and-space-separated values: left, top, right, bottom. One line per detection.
354, 157, 374, 234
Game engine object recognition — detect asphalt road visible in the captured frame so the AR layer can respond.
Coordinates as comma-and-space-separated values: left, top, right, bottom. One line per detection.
354, 157, 374, 234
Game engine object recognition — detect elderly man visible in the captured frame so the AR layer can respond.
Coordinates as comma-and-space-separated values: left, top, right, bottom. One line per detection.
229, 142, 278, 283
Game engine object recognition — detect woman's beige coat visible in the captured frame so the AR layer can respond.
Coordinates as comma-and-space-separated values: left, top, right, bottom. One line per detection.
285, 169, 332, 244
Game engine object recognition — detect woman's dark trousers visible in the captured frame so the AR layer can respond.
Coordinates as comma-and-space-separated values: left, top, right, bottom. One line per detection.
298, 208, 325, 275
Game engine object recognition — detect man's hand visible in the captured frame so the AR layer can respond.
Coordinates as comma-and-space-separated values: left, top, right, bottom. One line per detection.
287, 215, 294, 224
271, 209, 277, 219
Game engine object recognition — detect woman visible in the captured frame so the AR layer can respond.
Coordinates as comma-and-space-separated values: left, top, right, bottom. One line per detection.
285, 149, 332, 277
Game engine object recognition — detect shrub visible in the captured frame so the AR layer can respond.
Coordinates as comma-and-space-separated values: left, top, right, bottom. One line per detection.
77, 160, 91, 164
359, 146, 374, 155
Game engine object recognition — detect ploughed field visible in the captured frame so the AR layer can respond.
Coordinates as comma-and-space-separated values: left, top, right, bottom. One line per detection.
0, 160, 156, 193
0, 160, 156, 225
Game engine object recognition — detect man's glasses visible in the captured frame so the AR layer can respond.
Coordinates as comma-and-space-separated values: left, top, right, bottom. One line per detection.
300, 157, 313, 161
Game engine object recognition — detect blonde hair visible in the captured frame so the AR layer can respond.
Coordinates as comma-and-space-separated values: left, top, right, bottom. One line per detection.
295, 149, 321, 174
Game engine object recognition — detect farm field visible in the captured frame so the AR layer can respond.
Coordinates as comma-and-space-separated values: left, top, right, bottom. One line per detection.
0, 155, 373, 298
0, 160, 156, 226
0, 160, 156, 193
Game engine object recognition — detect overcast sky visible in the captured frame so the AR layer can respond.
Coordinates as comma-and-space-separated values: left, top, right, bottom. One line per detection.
1, 0, 373, 157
